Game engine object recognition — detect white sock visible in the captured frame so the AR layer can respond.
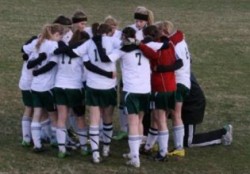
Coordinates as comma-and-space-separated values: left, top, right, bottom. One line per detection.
51, 126, 57, 144
103, 123, 113, 146
158, 130, 169, 156
22, 116, 31, 143
119, 107, 128, 132
173, 125, 184, 149
31, 122, 42, 148
128, 135, 141, 162
41, 119, 51, 141
89, 125, 100, 152
145, 127, 158, 150
77, 127, 88, 151
56, 127, 67, 153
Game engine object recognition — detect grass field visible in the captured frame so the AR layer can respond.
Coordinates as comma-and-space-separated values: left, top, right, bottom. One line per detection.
0, 0, 250, 173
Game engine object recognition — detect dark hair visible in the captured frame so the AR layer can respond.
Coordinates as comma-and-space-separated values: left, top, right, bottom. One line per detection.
91, 23, 112, 36
53, 15, 72, 26
143, 25, 160, 40
72, 10, 87, 23
69, 30, 90, 45
122, 27, 136, 39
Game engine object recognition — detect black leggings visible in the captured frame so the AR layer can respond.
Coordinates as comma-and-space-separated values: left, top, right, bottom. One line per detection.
184, 124, 226, 147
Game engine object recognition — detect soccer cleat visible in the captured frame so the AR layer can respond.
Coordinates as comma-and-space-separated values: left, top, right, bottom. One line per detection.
168, 149, 185, 157
81, 145, 91, 156
139, 147, 152, 156
58, 151, 70, 158
21, 140, 31, 147
92, 152, 102, 164
122, 153, 132, 159
126, 159, 140, 168
112, 131, 128, 140
153, 152, 168, 162
222, 124, 233, 145
102, 145, 110, 157
32, 146, 46, 153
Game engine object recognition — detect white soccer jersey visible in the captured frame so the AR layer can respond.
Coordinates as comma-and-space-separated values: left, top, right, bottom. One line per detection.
84, 27, 93, 38
109, 49, 151, 94
54, 54, 83, 89
129, 24, 144, 41
175, 40, 191, 89
19, 38, 38, 90
112, 29, 122, 40
22, 38, 37, 55
62, 30, 73, 45
19, 61, 33, 90
30, 39, 58, 92
74, 35, 121, 89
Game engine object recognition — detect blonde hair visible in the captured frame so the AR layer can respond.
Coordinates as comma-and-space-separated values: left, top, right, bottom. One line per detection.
104, 15, 119, 27
36, 24, 64, 50
155, 20, 175, 36
134, 6, 154, 25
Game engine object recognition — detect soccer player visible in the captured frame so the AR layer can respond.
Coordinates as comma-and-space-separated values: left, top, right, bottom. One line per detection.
27, 24, 64, 152
129, 6, 154, 41
72, 23, 120, 163
181, 73, 233, 147
19, 36, 38, 147
108, 27, 161, 167
156, 21, 191, 157
137, 25, 177, 161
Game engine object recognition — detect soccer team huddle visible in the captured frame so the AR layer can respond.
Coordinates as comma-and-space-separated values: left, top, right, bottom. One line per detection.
19, 6, 191, 168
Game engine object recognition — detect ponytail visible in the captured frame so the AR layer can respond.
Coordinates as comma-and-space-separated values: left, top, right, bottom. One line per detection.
36, 24, 64, 50
36, 24, 52, 50
92, 23, 112, 36
147, 9, 154, 25
92, 22, 100, 37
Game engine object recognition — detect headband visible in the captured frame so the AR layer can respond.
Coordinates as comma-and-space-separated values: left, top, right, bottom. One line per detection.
134, 13, 148, 21
72, 17, 87, 24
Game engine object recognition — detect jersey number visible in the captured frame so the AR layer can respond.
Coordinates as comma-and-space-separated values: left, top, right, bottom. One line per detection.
185, 48, 190, 60
135, 52, 142, 65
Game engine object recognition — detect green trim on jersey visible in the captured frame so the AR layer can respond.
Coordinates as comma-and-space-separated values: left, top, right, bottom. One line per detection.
85, 86, 117, 107
123, 92, 150, 115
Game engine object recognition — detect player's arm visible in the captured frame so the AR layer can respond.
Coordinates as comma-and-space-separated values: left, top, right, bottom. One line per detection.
155, 59, 183, 72
32, 61, 57, 76
139, 43, 160, 60
92, 36, 112, 63
27, 53, 47, 69
84, 60, 114, 79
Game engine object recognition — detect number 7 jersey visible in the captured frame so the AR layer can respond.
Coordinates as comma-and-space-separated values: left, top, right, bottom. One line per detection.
109, 49, 151, 94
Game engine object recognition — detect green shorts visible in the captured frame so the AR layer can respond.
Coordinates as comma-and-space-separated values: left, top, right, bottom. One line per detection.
54, 87, 84, 107
21, 90, 33, 107
150, 91, 176, 110
85, 86, 117, 107
123, 92, 150, 115
81, 87, 86, 103
31, 90, 56, 112
176, 84, 190, 102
